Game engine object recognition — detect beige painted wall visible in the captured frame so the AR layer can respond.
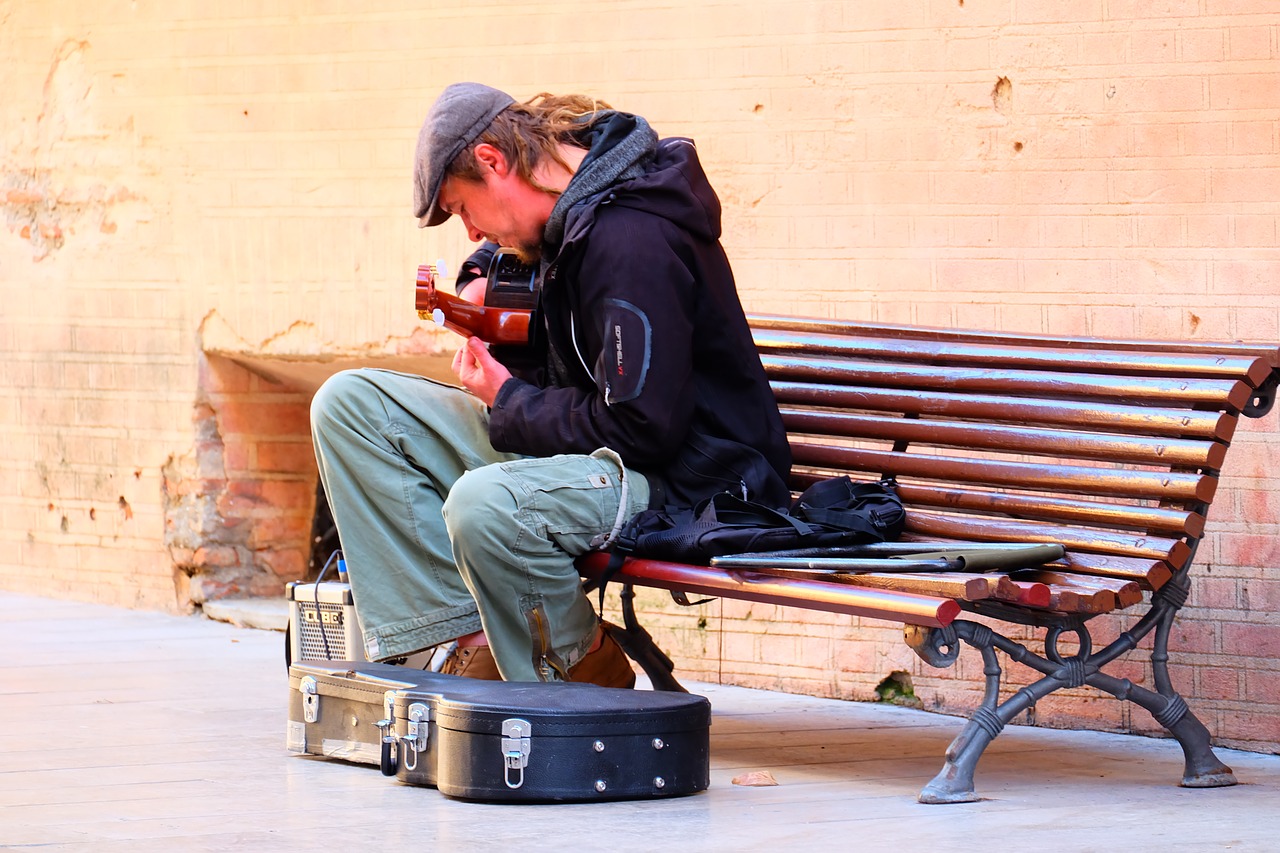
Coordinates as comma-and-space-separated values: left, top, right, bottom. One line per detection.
2, 1, 1278, 749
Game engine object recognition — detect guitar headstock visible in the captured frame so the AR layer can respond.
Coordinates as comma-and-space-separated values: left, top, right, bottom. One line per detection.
414, 264, 439, 320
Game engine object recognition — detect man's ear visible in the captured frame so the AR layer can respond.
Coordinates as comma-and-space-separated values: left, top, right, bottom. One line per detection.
472, 143, 510, 177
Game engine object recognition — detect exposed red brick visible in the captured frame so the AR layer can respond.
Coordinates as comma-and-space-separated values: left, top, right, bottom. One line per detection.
1222, 622, 1280, 658
1193, 576, 1241, 610
216, 401, 312, 437
225, 479, 265, 501
193, 546, 241, 568
1106, 658, 1149, 687
1199, 666, 1242, 701
1218, 533, 1280, 569
1170, 619, 1218, 654
199, 357, 253, 394
214, 491, 260, 520
247, 515, 313, 549
1219, 712, 1280, 744
1028, 693, 1126, 732
258, 548, 306, 580
257, 440, 318, 473
1235, 579, 1280, 614
1244, 670, 1280, 704
221, 438, 253, 474
260, 480, 316, 511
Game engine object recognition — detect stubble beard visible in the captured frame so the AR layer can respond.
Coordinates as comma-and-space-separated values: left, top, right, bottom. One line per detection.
513, 242, 543, 266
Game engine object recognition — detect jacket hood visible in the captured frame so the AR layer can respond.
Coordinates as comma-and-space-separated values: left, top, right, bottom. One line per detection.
606, 138, 723, 243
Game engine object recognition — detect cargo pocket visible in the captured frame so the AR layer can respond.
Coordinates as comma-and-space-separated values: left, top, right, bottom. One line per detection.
502, 456, 616, 555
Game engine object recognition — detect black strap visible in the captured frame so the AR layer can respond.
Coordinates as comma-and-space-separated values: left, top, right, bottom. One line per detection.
671, 590, 715, 607
596, 549, 629, 615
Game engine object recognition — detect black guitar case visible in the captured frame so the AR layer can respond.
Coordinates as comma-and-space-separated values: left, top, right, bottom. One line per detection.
396, 680, 710, 801
287, 660, 710, 803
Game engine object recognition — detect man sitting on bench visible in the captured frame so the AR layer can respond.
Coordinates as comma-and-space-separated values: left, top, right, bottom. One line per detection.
309, 82, 791, 686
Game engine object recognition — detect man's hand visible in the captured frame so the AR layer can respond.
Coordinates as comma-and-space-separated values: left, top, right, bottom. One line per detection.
452, 336, 512, 406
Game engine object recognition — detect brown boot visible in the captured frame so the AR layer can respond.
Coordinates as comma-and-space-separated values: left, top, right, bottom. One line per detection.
567, 624, 636, 689
440, 644, 502, 680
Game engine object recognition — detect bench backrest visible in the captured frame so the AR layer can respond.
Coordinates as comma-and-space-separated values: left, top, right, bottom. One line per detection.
749, 315, 1280, 596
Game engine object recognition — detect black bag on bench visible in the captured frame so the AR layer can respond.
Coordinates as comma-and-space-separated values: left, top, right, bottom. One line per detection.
612, 476, 905, 565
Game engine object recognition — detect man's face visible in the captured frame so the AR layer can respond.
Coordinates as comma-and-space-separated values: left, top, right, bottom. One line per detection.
438, 158, 552, 264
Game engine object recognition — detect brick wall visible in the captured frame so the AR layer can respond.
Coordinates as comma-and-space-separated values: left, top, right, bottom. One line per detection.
162, 355, 318, 606
1, 2, 1276, 751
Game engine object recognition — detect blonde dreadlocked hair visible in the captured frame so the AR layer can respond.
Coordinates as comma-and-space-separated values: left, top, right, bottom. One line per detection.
445, 93, 612, 194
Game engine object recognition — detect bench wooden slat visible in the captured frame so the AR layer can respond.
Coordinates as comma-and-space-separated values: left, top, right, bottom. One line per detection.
744, 570, 1062, 612
1011, 569, 1145, 608
983, 581, 1107, 614
1050, 552, 1173, 589
762, 570, 994, 602
789, 471, 1204, 537
576, 552, 961, 627
1026, 582, 1117, 614
701, 562, 1124, 616
763, 354, 1257, 410
751, 314, 1280, 372
753, 328, 1275, 386
792, 443, 1216, 502
772, 382, 1238, 441
993, 576, 1053, 608
782, 409, 1227, 468
892, 481, 1202, 538
904, 508, 1189, 563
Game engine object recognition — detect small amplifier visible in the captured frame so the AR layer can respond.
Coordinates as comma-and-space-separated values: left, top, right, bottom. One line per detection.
286, 580, 366, 663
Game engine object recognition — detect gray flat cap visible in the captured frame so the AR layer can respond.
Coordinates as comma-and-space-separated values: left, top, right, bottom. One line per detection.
413, 82, 516, 228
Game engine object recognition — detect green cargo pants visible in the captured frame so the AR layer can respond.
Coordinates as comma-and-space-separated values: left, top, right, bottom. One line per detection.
309, 368, 650, 682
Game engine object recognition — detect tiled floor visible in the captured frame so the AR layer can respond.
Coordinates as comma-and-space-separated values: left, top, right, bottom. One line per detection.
3, 591, 1279, 851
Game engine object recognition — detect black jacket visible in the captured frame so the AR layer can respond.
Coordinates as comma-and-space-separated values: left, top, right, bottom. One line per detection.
485, 137, 792, 509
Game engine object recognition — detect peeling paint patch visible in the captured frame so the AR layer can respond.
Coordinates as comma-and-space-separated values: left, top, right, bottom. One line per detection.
3, 171, 63, 259
2, 38, 146, 260
2, 167, 145, 261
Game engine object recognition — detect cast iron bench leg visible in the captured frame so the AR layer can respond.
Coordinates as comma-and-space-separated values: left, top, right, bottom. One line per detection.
1166, 714, 1237, 787
1089, 669, 1236, 787
920, 663, 1080, 803
1148, 606, 1238, 787
1087, 603, 1237, 788
913, 621, 1010, 803
913, 620, 1105, 803
913, 604, 1238, 803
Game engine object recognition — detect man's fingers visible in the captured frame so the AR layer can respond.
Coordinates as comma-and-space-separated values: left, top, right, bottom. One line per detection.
466, 336, 492, 364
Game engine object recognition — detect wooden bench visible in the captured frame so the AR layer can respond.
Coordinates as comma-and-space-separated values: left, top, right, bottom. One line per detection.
578, 313, 1280, 803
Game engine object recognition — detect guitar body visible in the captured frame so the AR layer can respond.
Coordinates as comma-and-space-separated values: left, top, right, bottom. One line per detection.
483, 248, 543, 374
484, 248, 539, 312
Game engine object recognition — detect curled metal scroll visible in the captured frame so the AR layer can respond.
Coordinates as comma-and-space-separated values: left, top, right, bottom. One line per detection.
904, 623, 960, 668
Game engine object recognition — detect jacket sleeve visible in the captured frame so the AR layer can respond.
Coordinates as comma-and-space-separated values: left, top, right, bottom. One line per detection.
456, 241, 498, 296
487, 211, 698, 467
